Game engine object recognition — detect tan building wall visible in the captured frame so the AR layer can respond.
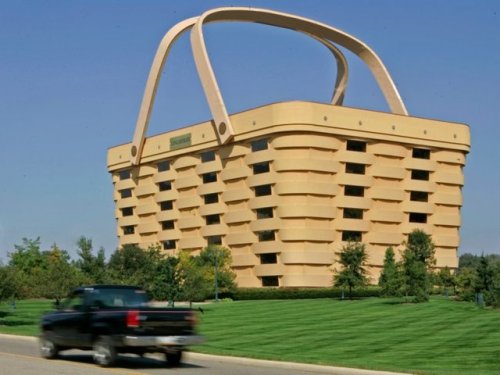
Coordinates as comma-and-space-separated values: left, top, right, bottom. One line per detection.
107, 101, 470, 287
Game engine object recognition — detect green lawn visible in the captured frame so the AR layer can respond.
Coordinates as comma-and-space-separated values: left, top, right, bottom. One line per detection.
1, 297, 499, 375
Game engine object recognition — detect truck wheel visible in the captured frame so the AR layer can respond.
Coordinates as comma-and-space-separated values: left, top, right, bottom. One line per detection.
93, 336, 117, 367
165, 350, 183, 366
40, 334, 59, 359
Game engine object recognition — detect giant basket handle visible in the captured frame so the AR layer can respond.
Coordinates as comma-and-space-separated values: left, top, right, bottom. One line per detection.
130, 14, 349, 165
191, 7, 408, 144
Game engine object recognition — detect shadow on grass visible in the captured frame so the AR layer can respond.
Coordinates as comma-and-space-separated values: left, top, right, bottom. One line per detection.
0, 311, 11, 318
0, 319, 33, 326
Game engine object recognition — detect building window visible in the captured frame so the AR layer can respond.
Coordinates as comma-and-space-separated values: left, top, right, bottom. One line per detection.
163, 240, 176, 250
207, 235, 222, 245
345, 163, 366, 174
202, 172, 217, 183
342, 231, 362, 242
157, 160, 170, 172
120, 188, 132, 199
344, 185, 364, 197
260, 253, 278, 264
253, 161, 270, 174
121, 207, 134, 217
201, 151, 216, 163
411, 169, 430, 181
410, 191, 429, 202
251, 138, 268, 152
206, 214, 221, 225
256, 207, 273, 219
343, 208, 363, 219
258, 230, 275, 242
160, 200, 173, 211
346, 140, 367, 152
158, 181, 172, 191
123, 225, 135, 235
255, 184, 272, 197
409, 212, 427, 223
119, 169, 131, 180
162, 220, 175, 230
412, 148, 430, 159
204, 193, 219, 204
262, 276, 279, 287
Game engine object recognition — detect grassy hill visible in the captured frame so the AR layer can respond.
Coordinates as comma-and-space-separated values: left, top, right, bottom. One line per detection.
195, 297, 499, 375
1, 297, 498, 374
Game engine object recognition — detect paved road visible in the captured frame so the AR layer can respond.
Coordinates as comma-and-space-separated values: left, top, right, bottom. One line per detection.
0, 335, 408, 375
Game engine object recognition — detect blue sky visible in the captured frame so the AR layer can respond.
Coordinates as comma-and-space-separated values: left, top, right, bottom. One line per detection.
1, 0, 499, 261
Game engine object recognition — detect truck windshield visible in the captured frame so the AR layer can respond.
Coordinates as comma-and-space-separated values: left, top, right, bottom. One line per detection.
87, 288, 149, 308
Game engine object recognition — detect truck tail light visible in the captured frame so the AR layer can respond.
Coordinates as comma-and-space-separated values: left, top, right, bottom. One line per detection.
127, 310, 140, 328
186, 311, 197, 326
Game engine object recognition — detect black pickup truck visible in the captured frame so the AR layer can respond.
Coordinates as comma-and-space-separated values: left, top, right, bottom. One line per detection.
39, 285, 204, 367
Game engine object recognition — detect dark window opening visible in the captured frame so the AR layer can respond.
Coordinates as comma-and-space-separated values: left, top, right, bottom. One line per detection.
157, 160, 170, 172
204, 193, 219, 204
345, 163, 366, 175
346, 140, 367, 152
162, 220, 175, 230
159, 181, 172, 191
262, 276, 279, 287
412, 148, 431, 159
119, 170, 131, 180
411, 169, 430, 181
201, 151, 216, 163
206, 214, 221, 225
163, 240, 176, 250
207, 235, 222, 245
409, 212, 427, 223
343, 208, 364, 219
123, 226, 135, 235
344, 185, 365, 197
120, 189, 132, 199
258, 230, 276, 242
410, 191, 429, 202
342, 231, 362, 242
260, 253, 278, 264
202, 172, 217, 183
121, 207, 134, 217
255, 184, 272, 197
251, 138, 268, 152
256, 207, 274, 219
253, 161, 270, 174
160, 201, 173, 211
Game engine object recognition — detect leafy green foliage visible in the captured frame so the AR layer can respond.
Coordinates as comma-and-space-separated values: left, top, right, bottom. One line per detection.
333, 242, 369, 299
379, 247, 404, 297
74, 236, 107, 284
401, 230, 436, 302
435, 266, 456, 296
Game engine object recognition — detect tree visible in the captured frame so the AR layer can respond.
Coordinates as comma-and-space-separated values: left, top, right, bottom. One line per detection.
455, 267, 476, 302
401, 230, 435, 302
107, 244, 154, 286
39, 244, 83, 303
148, 256, 182, 304
333, 242, 369, 299
0, 266, 18, 303
198, 245, 237, 300
8, 237, 47, 273
177, 251, 211, 306
8, 237, 50, 297
475, 255, 496, 307
74, 236, 107, 284
379, 247, 403, 297
436, 266, 456, 296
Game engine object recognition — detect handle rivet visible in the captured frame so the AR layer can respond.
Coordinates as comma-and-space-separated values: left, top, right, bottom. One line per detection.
218, 122, 226, 135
